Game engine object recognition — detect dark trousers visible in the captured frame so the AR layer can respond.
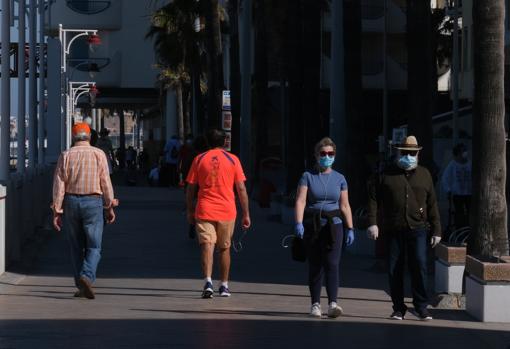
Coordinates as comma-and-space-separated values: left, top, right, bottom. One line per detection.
305, 224, 344, 305
453, 195, 471, 228
387, 229, 429, 312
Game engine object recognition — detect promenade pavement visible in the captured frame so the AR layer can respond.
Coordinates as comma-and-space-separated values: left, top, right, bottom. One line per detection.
0, 183, 509, 348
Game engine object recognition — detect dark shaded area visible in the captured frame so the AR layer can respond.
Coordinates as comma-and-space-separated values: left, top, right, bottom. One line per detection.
0, 319, 508, 349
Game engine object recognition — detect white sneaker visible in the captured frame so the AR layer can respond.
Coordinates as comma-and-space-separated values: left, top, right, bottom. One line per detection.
310, 303, 322, 318
327, 302, 343, 318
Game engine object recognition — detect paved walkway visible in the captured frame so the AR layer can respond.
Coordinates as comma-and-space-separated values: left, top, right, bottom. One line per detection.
0, 184, 509, 348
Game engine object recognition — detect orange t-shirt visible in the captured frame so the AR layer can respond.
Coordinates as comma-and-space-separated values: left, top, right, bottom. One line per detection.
186, 148, 246, 221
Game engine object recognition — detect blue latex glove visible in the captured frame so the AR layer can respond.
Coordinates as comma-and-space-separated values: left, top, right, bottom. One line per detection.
345, 229, 355, 246
295, 222, 304, 239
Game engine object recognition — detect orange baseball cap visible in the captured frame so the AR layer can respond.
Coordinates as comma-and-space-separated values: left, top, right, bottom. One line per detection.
72, 122, 91, 136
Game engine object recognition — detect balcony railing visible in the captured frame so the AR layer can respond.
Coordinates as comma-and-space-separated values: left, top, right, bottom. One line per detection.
66, 0, 111, 15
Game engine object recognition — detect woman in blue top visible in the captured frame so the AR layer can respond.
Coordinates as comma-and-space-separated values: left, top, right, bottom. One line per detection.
294, 137, 355, 318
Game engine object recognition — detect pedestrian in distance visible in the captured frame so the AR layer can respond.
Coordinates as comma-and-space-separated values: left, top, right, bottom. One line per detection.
186, 129, 251, 298
294, 137, 355, 318
83, 116, 98, 146
366, 136, 441, 321
95, 128, 115, 175
441, 143, 472, 230
51, 123, 118, 299
163, 135, 182, 187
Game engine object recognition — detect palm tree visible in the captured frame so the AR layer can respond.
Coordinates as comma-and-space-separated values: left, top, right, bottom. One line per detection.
146, 0, 204, 139
470, 0, 509, 257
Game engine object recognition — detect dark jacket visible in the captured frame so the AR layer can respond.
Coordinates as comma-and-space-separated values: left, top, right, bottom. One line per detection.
367, 164, 441, 237
303, 208, 343, 248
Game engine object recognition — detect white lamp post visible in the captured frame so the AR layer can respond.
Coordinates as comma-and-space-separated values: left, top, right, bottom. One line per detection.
66, 82, 97, 148
58, 24, 100, 149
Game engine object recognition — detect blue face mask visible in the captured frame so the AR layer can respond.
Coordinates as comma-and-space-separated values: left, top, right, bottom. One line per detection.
397, 155, 418, 170
319, 156, 335, 168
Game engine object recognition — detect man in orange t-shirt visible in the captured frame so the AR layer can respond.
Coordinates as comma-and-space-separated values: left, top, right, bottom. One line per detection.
186, 129, 251, 298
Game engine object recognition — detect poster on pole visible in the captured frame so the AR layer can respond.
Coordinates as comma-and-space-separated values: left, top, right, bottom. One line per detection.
222, 90, 231, 111
222, 111, 232, 131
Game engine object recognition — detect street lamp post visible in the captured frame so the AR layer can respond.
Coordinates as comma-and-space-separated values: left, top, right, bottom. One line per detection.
58, 24, 100, 149
66, 82, 97, 148
1, 0, 11, 182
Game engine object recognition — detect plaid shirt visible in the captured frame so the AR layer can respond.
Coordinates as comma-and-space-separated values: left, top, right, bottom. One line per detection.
51, 143, 114, 214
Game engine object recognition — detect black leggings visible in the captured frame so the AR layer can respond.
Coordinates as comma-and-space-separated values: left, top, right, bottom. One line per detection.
305, 224, 344, 304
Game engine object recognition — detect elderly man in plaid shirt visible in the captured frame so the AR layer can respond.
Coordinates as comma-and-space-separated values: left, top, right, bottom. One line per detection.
51, 122, 118, 299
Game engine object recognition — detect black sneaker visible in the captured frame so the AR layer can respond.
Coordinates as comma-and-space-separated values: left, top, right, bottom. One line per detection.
389, 310, 405, 320
414, 308, 433, 321
201, 282, 214, 299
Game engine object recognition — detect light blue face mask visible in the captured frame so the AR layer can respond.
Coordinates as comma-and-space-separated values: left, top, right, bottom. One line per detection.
397, 155, 418, 170
319, 156, 335, 168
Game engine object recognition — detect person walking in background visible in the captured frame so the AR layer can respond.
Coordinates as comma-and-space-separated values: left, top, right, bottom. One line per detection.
441, 143, 472, 229
95, 128, 115, 174
366, 136, 441, 321
51, 123, 118, 300
163, 135, 182, 187
294, 137, 355, 319
83, 116, 98, 146
178, 134, 195, 187
186, 129, 250, 299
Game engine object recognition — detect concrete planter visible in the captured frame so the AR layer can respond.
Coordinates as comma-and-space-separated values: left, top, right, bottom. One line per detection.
465, 254, 510, 322
434, 243, 466, 294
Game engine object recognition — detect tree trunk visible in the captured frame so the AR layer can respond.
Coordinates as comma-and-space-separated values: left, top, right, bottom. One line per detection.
470, 0, 509, 257
229, 0, 242, 155
184, 87, 192, 136
205, 0, 224, 129
176, 83, 185, 140
406, 0, 434, 172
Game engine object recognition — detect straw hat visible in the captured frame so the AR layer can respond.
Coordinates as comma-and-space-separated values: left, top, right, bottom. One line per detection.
394, 135, 422, 150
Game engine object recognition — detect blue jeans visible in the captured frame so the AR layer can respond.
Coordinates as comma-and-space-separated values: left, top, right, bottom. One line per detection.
387, 228, 429, 312
63, 194, 104, 286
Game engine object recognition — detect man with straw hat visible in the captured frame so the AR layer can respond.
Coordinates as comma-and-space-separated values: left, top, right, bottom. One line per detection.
366, 135, 441, 321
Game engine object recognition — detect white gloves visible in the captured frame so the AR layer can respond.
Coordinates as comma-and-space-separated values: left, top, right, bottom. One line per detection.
430, 236, 441, 248
367, 225, 379, 240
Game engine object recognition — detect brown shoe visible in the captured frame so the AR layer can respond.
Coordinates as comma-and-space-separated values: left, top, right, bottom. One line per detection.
78, 276, 95, 299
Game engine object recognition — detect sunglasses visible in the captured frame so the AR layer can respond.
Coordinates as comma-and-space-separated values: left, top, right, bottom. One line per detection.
400, 150, 418, 156
319, 151, 335, 157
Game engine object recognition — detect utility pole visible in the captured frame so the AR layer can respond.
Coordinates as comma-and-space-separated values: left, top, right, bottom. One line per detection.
38, 0, 45, 164
451, 0, 459, 146
240, 0, 252, 181
0, 0, 12, 182
28, 0, 37, 167
17, 0, 27, 174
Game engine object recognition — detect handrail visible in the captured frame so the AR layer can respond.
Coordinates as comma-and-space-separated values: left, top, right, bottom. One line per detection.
66, 0, 111, 15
